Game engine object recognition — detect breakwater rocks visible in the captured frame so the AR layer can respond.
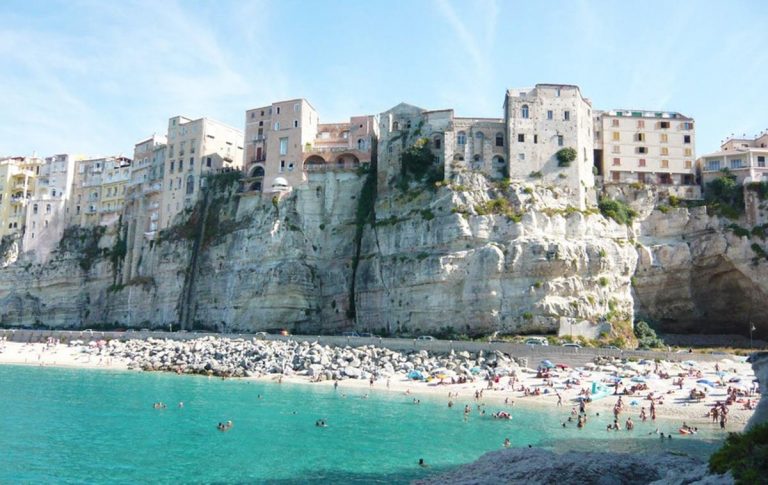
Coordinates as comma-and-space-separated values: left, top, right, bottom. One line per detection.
415, 449, 732, 485
78, 337, 526, 379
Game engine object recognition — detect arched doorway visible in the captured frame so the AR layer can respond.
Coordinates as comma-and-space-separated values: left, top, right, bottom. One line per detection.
334, 153, 360, 169
304, 155, 326, 172
250, 165, 265, 178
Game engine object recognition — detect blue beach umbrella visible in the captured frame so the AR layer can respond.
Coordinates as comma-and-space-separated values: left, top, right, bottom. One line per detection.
631, 376, 646, 383
408, 370, 424, 380
540, 360, 555, 369
696, 379, 716, 387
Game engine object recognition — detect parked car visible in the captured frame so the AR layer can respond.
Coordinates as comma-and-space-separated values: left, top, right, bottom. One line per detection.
600, 345, 620, 350
562, 343, 581, 349
358, 332, 378, 338
524, 337, 549, 346
417, 335, 436, 341
253, 332, 268, 339
342, 331, 360, 337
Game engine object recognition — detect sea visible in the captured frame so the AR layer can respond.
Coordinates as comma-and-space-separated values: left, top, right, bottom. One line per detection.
0, 365, 725, 484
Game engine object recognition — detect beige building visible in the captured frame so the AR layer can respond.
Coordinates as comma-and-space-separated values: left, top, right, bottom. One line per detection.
68, 156, 132, 227
22, 154, 77, 253
595, 109, 698, 198
0, 156, 42, 239
504, 84, 596, 208
243, 99, 376, 194
699, 132, 768, 185
160, 116, 243, 228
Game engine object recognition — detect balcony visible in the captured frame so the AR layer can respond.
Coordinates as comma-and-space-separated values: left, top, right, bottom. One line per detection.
143, 183, 162, 194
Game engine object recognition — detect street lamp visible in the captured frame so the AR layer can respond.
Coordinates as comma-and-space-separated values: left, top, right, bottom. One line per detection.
750, 322, 756, 349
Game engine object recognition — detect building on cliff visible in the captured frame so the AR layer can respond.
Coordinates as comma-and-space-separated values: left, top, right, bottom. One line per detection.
504, 84, 596, 209
699, 132, 768, 185
124, 135, 166, 239
160, 116, 244, 229
594, 109, 699, 199
0, 156, 43, 239
22, 154, 77, 256
242, 99, 377, 194
67, 156, 132, 228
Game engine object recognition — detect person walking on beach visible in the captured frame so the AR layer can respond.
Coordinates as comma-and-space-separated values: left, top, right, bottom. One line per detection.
556, 392, 563, 406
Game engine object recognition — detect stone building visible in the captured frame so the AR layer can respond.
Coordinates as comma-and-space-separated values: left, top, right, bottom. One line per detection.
160, 116, 243, 229
22, 154, 76, 255
67, 156, 132, 228
594, 109, 699, 199
699, 132, 768, 185
124, 135, 166, 238
242, 99, 376, 194
504, 84, 596, 209
0, 156, 42, 239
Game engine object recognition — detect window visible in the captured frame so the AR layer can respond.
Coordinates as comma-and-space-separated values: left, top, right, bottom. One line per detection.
518, 134, 525, 143
33, 204, 38, 214
206, 157, 212, 168
274, 122, 280, 130
613, 157, 621, 166
46, 204, 51, 214
280, 160, 285, 172
683, 122, 693, 130
730, 159, 743, 169
563, 111, 570, 121
294, 103, 299, 112
637, 147, 647, 154
358, 138, 366, 150
661, 159, 669, 168
547, 110, 553, 120
684, 148, 692, 157
279, 137, 288, 155
612, 132, 620, 141
660, 133, 668, 143
758, 156, 766, 167
612, 119, 620, 127
636, 133, 645, 142
433, 137, 441, 149
534, 134, 538, 144
495, 133, 504, 146
637, 120, 645, 128
707, 160, 721, 171
685, 160, 692, 169
170, 161, 175, 172
186, 176, 194, 195
276, 107, 281, 114
556, 88, 561, 97
660, 147, 669, 156
457, 131, 466, 145
683, 135, 691, 144
557, 135, 564, 146
638, 173, 646, 183
639, 158, 646, 167
612, 145, 620, 154
518, 153, 525, 160
190, 157, 194, 168
293, 120, 299, 128
288, 162, 294, 172
177, 178, 182, 189
178, 160, 183, 171
660, 121, 670, 129
521, 105, 529, 119
392, 121, 399, 131
612, 171, 620, 182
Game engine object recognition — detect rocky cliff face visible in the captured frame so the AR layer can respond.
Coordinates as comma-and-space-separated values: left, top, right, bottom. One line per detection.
0, 172, 765, 339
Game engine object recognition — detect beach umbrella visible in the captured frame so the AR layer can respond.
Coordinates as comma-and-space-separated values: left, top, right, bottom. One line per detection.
540, 360, 555, 369
696, 379, 716, 387
408, 370, 424, 380
631, 376, 646, 383
470, 366, 482, 375
556, 363, 570, 370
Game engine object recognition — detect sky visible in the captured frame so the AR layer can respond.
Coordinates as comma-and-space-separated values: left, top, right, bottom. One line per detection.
0, 0, 767, 157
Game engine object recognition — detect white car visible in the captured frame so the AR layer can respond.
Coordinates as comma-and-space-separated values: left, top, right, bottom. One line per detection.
562, 343, 581, 349
525, 337, 549, 346
417, 335, 436, 341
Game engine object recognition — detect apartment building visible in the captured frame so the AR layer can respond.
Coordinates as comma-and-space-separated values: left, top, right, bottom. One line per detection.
243, 99, 377, 195
0, 156, 42, 238
22, 154, 76, 252
504, 84, 596, 208
68, 156, 132, 227
594, 110, 698, 198
699, 132, 768, 185
160, 116, 243, 229
124, 135, 166, 238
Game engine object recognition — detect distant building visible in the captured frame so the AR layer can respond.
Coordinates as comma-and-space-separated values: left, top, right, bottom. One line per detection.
504, 84, 596, 208
242, 99, 376, 194
68, 156, 132, 227
22, 154, 76, 253
595, 109, 699, 199
160, 116, 243, 228
0, 156, 42, 239
699, 132, 768, 185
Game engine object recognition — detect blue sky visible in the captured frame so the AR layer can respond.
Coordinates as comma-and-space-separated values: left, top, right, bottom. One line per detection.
1, 0, 766, 157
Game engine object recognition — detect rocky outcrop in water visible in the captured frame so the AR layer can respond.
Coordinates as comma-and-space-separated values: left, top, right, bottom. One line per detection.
415, 448, 732, 485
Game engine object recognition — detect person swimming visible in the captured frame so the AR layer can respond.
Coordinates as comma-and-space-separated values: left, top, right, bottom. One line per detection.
315, 419, 327, 428
503, 438, 511, 448
418, 458, 428, 467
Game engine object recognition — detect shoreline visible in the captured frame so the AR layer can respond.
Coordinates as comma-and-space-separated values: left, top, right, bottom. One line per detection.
0, 339, 757, 430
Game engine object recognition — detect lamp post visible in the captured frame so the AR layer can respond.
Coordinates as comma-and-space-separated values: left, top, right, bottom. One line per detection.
750, 322, 756, 349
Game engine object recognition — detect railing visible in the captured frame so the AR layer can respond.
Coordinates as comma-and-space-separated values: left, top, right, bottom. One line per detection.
143, 183, 162, 194
303, 145, 354, 154
305, 162, 361, 173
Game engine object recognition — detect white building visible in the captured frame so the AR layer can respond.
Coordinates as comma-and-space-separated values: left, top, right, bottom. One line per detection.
699, 132, 768, 185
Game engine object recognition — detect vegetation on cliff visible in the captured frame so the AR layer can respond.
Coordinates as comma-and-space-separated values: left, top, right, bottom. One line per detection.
709, 422, 768, 483
705, 169, 744, 219
598, 197, 637, 225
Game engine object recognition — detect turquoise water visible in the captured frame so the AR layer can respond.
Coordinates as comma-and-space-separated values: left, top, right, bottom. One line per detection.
0, 366, 725, 483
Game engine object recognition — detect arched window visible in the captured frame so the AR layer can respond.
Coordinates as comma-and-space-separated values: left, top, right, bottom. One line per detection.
433, 137, 442, 149
495, 133, 504, 147
33, 204, 38, 214
521, 105, 529, 119
52, 189, 56, 197
45, 204, 51, 214
252, 166, 265, 177
392, 121, 399, 131
457, 131, 466, 145
357, 138, 365, 150
186, 175, 194, 195
475, 132, 484, 141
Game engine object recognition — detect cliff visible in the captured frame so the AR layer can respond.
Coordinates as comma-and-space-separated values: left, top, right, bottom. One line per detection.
0, 172, 766, 339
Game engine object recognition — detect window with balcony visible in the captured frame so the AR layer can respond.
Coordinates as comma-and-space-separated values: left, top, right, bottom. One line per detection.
279, 137, 288, 155
730, 159, 743, 169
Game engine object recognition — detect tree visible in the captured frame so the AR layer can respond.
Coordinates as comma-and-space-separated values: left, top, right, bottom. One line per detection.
556, 147, 577, 167
400, 138, 436, 178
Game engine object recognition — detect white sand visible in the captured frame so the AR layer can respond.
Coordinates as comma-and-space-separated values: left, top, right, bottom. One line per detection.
0, 339, 758, 429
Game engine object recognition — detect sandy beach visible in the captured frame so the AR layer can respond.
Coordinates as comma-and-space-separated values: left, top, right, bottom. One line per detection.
0, 337, 758, 432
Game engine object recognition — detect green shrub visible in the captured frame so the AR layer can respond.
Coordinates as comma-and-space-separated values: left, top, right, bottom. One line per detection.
522, 311, 533, 320
598, 277, 609, 287
729, 224, 751, 238
474, 197, 523, 222
529, 171, 543, 179
523, 187, 533, 195
657, 205, 670, 214
556, 147, 577, 167
401, 138, 436, 179
668, 195, 681, 207
598, 197, 638, 225
746, 181, 768, 200
421, 209, 435, 221
705, 170, 744, 219
709, 422, 768, 483
634, 320, 664, 348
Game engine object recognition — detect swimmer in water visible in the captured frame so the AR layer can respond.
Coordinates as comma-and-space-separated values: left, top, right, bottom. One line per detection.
418, 458, 428, 468
503, 438, 511, 448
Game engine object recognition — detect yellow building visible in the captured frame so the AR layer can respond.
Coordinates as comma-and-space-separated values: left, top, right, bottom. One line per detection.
0, 156, 42, 238
68, 156, 132, 227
